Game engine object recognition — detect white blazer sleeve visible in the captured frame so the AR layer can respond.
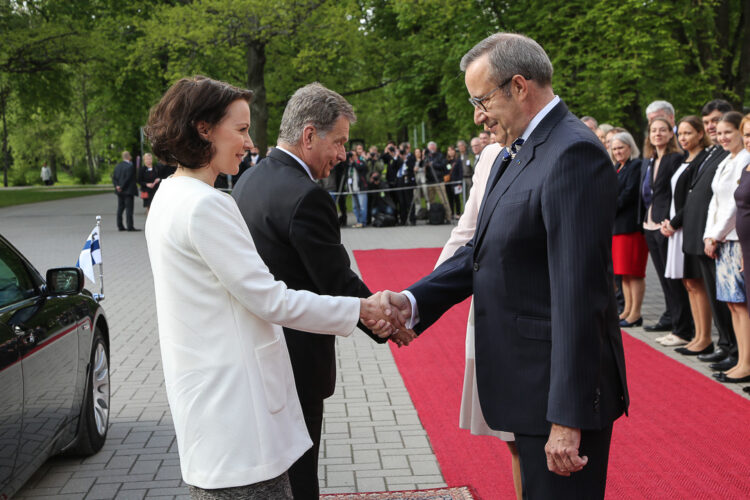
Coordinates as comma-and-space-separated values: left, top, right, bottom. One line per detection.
435, 143, 503, 268
704, 155, 746, 242
187, 192, 360, 336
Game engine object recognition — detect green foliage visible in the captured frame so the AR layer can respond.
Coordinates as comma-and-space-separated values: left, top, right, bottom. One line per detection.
1, 0, 748, 186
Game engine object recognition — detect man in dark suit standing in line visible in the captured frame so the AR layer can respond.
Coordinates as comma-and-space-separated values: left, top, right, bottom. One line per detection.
112, 150, 139, 231
231, 83, 413, 500
377, 33, 628, 498
682, 99, 736, 367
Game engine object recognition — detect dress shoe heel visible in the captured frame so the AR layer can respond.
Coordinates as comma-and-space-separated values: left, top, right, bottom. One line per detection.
645, 321, 671, 332
619, 317, 643, 327
675, 344, 714, 356
698, 347, 729, 363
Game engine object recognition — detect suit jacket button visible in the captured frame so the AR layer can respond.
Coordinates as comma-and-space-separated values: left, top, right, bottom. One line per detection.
473, 263, 480, 271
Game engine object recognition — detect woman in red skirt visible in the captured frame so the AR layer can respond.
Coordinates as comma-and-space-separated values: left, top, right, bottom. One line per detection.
612, 131, 649, 326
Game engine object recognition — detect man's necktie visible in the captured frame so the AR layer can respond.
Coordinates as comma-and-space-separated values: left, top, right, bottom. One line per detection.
488, 137, 525, 193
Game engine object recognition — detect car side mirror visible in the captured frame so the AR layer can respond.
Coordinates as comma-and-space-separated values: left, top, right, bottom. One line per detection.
46, 268, 84, 295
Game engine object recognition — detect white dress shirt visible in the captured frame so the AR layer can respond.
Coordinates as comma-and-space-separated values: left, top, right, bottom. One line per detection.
145, 176, 360, 488
276, 146, 314, 180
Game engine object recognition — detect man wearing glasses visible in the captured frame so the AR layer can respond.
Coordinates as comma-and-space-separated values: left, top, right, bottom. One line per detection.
377, 33, 629, 499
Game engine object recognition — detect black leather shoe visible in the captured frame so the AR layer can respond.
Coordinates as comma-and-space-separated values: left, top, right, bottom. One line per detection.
644, 321, 671, 332
698, 347, 729, 362
715, 372, 750, 383
743, 386, 750, 394
675, 344, 714, 356
619, 317, 643, 327
709, 357, 737, 371
118, 227, 126, 231
127, 228, 142, 232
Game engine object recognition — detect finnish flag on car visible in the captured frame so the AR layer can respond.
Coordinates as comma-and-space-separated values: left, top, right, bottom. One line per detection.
76, 226, 101, 283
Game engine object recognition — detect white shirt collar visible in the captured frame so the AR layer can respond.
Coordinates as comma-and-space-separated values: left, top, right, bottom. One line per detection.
276, 146, 314, 180
519, 95, 561, 143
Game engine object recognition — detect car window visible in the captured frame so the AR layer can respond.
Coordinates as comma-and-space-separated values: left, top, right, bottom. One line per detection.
0, 242, 37, 308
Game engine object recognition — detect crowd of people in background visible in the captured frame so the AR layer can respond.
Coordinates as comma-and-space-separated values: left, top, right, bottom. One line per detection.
586, 99, 750, 392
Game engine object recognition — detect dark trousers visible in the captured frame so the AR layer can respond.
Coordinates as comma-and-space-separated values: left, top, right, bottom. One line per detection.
446, 186, 462, 216
116, 194, 134, 230
644, 229, 694, 340
387, 184, 401, 223
397, 183, 415, 224
515, 425, 613, 500
366, 192, 377, 226
336, 193, 347, 226
288, 398, 324, 500
696, 254, 737, 354
614, 275, 625, 313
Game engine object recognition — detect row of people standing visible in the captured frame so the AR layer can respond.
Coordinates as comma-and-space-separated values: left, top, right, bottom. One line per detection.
325, 137, 495, 228
612, 99, 750, 386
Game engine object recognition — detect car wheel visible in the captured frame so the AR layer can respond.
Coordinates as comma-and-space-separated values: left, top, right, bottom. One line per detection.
66, 327, 110, 456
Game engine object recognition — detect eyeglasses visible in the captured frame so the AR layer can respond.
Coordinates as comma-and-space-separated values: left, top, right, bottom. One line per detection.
468, 75, 531, 112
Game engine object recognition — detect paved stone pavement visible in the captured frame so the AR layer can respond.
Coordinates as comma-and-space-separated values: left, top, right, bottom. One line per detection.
1, 193, 747, 499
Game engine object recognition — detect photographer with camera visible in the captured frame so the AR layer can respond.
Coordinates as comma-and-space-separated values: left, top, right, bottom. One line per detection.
394, 142, 417, 225
346, 151, 369, 228
383, 141, 402, 222
424, 141, 452, 221
365, 146, 385, 225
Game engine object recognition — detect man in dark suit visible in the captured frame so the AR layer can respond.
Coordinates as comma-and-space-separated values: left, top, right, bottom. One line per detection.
377, 33, 628, 498
231, 83, 413, 500
394, 142, 416, 225
112, 150, 139, 231
682, 99, 736, 367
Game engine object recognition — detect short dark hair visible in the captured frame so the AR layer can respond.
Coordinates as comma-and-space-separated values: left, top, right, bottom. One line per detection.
701, 99, 732, 117
145, 76, 253, 169
719, 111, 744, 130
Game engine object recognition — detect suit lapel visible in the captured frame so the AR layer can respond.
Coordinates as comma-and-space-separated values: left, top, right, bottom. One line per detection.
474, 100, 568, 250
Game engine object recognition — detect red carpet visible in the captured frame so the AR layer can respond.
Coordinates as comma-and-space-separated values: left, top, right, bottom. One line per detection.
355, 248, 750, 500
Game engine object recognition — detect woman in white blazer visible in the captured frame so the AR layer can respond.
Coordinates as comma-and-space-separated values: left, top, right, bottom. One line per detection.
434, 134, 522, 500
143, 76, 393, 499
703, 111, 750, 384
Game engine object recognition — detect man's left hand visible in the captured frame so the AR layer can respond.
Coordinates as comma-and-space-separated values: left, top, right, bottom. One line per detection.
544, 423, 588, 476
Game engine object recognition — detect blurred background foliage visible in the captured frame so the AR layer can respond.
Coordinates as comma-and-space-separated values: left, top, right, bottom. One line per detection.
1, 0, 748, 186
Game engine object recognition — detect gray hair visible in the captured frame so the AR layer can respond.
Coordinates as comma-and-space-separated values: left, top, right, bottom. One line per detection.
427, 141, 437, 148
581, 116, 598, 127
611, 131, 640, 160
645, 100, 674, 118
460, 33, 553, 95
598, 123, 614, 134
278, 82, 356, 145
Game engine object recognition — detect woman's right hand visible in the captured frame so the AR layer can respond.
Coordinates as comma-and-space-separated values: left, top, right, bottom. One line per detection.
704, 238, 718, 259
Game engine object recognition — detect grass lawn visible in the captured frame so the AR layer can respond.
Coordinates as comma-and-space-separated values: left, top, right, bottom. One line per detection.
0, 188, 108, 209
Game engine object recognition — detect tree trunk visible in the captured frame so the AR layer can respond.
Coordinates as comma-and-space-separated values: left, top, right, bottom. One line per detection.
245, 40, 267, 155
80, 74, 96, 184
1, 88, 9, 188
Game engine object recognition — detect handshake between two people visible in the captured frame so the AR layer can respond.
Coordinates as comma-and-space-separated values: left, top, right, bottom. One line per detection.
359, 291, 415, 347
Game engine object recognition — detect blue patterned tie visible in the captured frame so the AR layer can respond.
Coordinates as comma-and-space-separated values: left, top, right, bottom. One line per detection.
509, 137, 524, 159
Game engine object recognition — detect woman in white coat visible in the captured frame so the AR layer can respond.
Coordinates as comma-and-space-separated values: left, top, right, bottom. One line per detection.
434, 132, 522, 500
143, 76, 395, 499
